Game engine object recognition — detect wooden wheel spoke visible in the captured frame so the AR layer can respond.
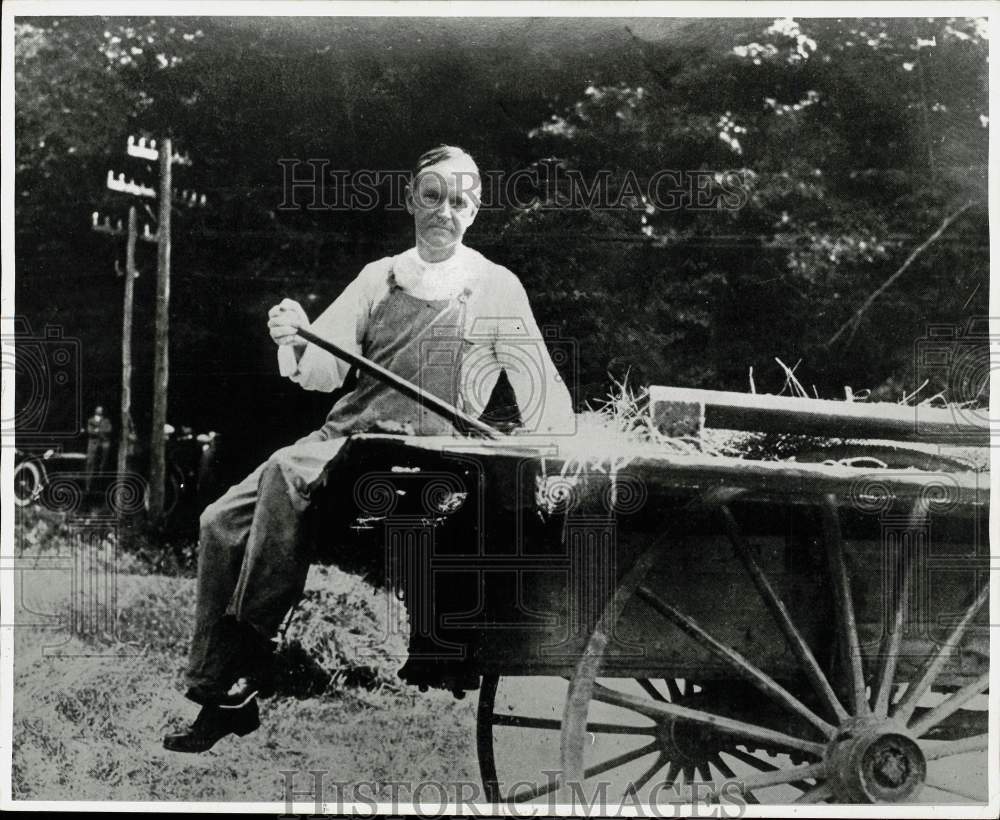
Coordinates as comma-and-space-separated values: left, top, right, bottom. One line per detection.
587, 721, 657, 736
664, 761, 681, 789
591, 683, 666, 718
795, 782, 833, 803
629, 753, 669, 793
908, 671, 989, 737
507, 742, 659, 804
822, 494, 869, 716
924, 778, 986, 802
491, 714, 562, 731
584, 741, 661, 780
709, 755, 761, 803
636, 584, 836, 738
893, 583, 989, 724
718, 762, 826, 794
873, 499, 925, 717
590, 683, 827, 757
712, 754, 736, 779
508, 779, 561, 804
692, 758, 823, 805
720, 505, 849, 723
920, 733, 988, 761
636, 678, 667, 702
491, 713, 654, 735
695, 763, 712, 783
728, 747, 777, 771
666, 679, 684, 701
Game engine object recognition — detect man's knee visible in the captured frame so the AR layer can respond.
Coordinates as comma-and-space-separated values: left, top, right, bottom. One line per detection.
199, 498, 230, 542
262, 447, 311, 502
199, 483, 251, 544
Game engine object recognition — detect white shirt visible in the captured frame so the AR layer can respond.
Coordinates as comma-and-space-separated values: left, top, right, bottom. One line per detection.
277, 245, 575, 433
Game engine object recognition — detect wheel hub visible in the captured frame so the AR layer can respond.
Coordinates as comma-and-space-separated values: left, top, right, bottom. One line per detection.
827, 722, 926, 803
657, 718, 718, 764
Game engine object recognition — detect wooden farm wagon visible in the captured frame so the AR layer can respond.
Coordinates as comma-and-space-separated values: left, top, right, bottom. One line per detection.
309, 388, 991, 806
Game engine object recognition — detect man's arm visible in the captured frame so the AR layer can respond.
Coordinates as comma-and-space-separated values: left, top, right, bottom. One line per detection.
272, 264, 384, 392
493, 275, 576, 434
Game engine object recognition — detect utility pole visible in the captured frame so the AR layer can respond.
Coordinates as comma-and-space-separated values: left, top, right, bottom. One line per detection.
99, 135, 199, 522
147, 137, 173, 521
118, 206, 138, 481
92, 210, 141, 490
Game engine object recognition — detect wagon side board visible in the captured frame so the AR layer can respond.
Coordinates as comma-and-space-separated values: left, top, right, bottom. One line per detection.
307, 434, 989, 690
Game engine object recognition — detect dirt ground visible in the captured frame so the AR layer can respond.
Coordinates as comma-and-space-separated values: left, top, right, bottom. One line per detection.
10, 510, 481, 803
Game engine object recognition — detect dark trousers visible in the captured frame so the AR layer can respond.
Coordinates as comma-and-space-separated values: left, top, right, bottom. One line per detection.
185, 435, 346, 693
84, 439, 111, 492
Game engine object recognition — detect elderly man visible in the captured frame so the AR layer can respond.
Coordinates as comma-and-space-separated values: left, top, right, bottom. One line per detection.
164, 145, 575, 752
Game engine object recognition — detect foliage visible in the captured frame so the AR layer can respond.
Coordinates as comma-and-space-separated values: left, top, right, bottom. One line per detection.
522, 16, 988, 396
13, 16, 990, 468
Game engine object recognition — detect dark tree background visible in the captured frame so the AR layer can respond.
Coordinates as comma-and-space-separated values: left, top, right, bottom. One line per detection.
14, 16, 989, 480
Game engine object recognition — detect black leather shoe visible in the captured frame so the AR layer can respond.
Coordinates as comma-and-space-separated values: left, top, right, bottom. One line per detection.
163, 698, 260, 753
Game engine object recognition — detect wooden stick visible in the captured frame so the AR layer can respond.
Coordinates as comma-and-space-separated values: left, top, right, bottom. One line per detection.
295, 325, 501, 440
827, 201, 977, 347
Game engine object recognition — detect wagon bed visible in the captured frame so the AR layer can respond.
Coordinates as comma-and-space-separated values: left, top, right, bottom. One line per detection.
308, 391, 991, 806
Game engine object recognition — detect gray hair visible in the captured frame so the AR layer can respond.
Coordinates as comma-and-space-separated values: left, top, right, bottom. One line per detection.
411, 145, 480, 180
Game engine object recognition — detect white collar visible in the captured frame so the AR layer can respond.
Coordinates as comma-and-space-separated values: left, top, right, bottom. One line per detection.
392, 245, 475, 298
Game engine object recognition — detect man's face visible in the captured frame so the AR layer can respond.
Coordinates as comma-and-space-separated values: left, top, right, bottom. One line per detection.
406, 158, 481, 252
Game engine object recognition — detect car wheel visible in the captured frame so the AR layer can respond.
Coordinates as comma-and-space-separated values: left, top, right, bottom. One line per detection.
14, 460, 44, 507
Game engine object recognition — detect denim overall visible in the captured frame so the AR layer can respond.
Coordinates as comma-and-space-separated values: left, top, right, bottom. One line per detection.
186, 269, 471, 694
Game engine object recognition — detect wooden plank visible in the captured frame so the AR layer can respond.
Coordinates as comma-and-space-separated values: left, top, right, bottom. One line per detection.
338, 434, 989, 508
649, 385, 990, 445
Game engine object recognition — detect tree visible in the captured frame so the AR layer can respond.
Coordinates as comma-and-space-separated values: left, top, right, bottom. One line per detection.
518, 16, 988, 398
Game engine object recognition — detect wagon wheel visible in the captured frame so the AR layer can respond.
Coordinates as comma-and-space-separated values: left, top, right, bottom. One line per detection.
14, 460, 45, 507
479, 673, 719, 804
561, 496, 989, 805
